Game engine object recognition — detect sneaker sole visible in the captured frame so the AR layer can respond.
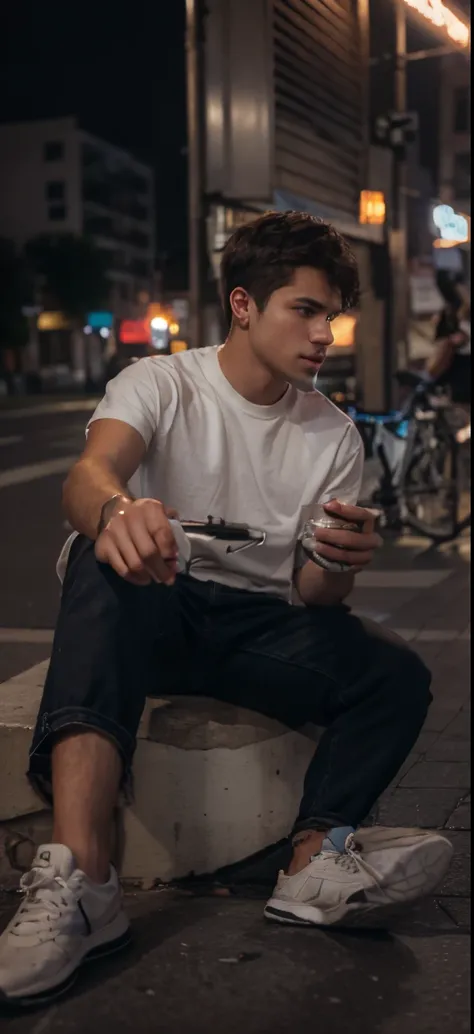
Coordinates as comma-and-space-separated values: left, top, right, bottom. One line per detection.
264, 900, 408, 930
0, 925, 131, 1010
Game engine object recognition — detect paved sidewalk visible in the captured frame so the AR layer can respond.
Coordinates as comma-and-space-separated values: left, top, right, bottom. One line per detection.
0, 532, 470, 1033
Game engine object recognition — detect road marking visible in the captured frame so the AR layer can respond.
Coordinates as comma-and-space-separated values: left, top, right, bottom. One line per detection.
0, 400, 98, 419
0, 628, 54, 644
394, 628, 470, 642
0, 455, 77, 489
352, 609, 392, 623
356, 570, 451, 589
0, 435, 23, 446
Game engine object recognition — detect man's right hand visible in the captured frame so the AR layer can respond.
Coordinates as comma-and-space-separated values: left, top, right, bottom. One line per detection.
94, 498, 179, 586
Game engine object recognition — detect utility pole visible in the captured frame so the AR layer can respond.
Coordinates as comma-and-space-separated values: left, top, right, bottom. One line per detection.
392, 0, 409, 374
185, 0, 206, 349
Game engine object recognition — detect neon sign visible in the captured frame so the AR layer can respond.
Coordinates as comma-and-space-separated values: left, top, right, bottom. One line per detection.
432, 204, 469, 243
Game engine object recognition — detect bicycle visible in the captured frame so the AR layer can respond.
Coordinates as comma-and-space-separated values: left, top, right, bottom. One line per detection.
348, 371, 468, 542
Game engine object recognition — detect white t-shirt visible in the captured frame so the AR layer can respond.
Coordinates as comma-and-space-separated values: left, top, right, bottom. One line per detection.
58, 345, 364, 601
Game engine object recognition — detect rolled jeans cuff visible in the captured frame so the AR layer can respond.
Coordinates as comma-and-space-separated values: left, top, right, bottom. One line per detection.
28, 706, 136, 806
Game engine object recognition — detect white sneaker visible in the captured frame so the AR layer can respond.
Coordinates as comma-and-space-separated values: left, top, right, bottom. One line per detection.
354, 825, 453, 902
264, 827, 452, 928
0, 844, 130, 1007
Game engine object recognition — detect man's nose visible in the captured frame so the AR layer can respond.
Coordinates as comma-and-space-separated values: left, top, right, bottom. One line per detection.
309, 320, 334, 347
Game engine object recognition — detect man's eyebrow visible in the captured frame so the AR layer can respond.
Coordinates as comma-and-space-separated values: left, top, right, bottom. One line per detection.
294, 296, 326, 309
294, 296, 341, 315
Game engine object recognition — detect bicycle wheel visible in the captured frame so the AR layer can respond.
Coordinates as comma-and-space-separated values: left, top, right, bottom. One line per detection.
399, 416, 460, 540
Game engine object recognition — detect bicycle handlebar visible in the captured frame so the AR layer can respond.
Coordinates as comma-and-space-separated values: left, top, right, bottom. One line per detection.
174, 516, 266, 558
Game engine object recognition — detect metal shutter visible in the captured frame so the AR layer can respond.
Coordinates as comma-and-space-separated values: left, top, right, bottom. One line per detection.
274, 0, 364, 218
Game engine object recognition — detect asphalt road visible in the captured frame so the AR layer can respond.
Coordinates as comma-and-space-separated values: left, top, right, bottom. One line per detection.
0, 397, 98, 681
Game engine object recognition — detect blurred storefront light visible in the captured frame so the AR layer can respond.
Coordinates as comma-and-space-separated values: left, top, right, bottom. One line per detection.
432, 204, 470, 244
86, 311, 113, 330
170, 340, 188, 354
169, 322, 180, 336
119, 319, 151, 345
37, 311, 71, 331
402, 0, 469, 47
330, 315, 357, 347
359, 191, 386, 226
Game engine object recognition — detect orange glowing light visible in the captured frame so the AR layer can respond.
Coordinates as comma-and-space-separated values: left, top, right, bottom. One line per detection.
402, 0, 469, 47
359, 191, 386, 226
331, 315, 357, 347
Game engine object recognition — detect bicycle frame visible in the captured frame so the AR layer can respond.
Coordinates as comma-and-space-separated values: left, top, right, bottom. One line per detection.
350, 378, 460, 534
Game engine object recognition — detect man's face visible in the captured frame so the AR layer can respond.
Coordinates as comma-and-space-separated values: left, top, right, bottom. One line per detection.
242, 267, 342, 391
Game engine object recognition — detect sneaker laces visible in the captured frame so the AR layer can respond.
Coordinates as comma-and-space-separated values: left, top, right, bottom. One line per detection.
318, 833, 384, 885
11, 867, 82, 939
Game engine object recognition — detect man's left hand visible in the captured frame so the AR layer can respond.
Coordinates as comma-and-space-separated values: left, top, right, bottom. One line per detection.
313, 499, 382, 573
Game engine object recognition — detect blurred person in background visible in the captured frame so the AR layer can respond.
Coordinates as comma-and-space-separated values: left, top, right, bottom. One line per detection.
427, 304, 471, 409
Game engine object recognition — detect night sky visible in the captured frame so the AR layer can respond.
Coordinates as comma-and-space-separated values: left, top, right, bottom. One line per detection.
2, 0, 188, 287
2, 0, 469, 288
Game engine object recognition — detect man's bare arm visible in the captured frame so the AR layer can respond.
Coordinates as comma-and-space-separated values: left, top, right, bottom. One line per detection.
294, 563, 355, 606
63, 418, 179, 587
63, 419, 146, 540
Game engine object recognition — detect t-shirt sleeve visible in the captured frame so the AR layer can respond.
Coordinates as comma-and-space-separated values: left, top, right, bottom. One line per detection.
318, 422, 365, 506
87, 359, 162, 447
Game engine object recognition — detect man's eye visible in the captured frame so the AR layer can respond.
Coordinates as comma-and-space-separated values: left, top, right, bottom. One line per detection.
296, 307, 314, 318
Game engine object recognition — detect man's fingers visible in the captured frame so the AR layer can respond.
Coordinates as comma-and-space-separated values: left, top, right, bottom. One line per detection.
108, 521, 153, 582
97, 540, 151, 585
126, 516, 175, 584
315, 541, 374, 567
315, 528, 382, 551
324, 499, 380, 532
142, 503, 177, 552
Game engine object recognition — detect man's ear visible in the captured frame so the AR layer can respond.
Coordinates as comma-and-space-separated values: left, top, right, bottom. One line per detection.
229, 287, 251, 329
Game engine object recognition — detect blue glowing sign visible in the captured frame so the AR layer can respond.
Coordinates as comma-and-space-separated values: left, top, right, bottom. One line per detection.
86, 311, 114, 329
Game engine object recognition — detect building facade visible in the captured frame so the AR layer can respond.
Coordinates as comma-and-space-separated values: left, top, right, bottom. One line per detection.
439, 54, 470, 218
203, 0, 392, 409
0, 116, 155, 316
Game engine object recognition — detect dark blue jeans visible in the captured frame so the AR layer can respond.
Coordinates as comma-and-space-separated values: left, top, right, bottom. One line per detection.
29, 536, 432, 834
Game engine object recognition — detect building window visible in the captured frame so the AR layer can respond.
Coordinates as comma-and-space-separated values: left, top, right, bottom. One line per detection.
454, 88, 469, 133
46, 181, 65, 201
44, 141, 65, 162
453, 153, 470, 200
131, 258, 149, 278
49, 205, 67, 221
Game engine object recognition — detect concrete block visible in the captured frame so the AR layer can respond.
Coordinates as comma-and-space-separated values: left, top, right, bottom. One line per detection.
0, 664, 319, 887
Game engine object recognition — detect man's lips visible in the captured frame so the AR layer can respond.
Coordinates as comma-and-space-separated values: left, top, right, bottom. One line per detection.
300, 355, 325, 368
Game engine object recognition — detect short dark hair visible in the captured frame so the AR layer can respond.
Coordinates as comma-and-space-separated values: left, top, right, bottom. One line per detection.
219, 210, 359, 329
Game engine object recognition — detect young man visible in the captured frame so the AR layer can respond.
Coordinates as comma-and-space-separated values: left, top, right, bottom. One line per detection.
0, 212, 452, 1006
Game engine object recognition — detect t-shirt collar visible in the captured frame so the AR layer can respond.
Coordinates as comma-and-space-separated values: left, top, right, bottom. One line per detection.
202, 345, 294, 420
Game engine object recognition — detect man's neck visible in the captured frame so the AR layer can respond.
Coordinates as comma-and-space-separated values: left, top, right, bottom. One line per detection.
218, 331, 288, 406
